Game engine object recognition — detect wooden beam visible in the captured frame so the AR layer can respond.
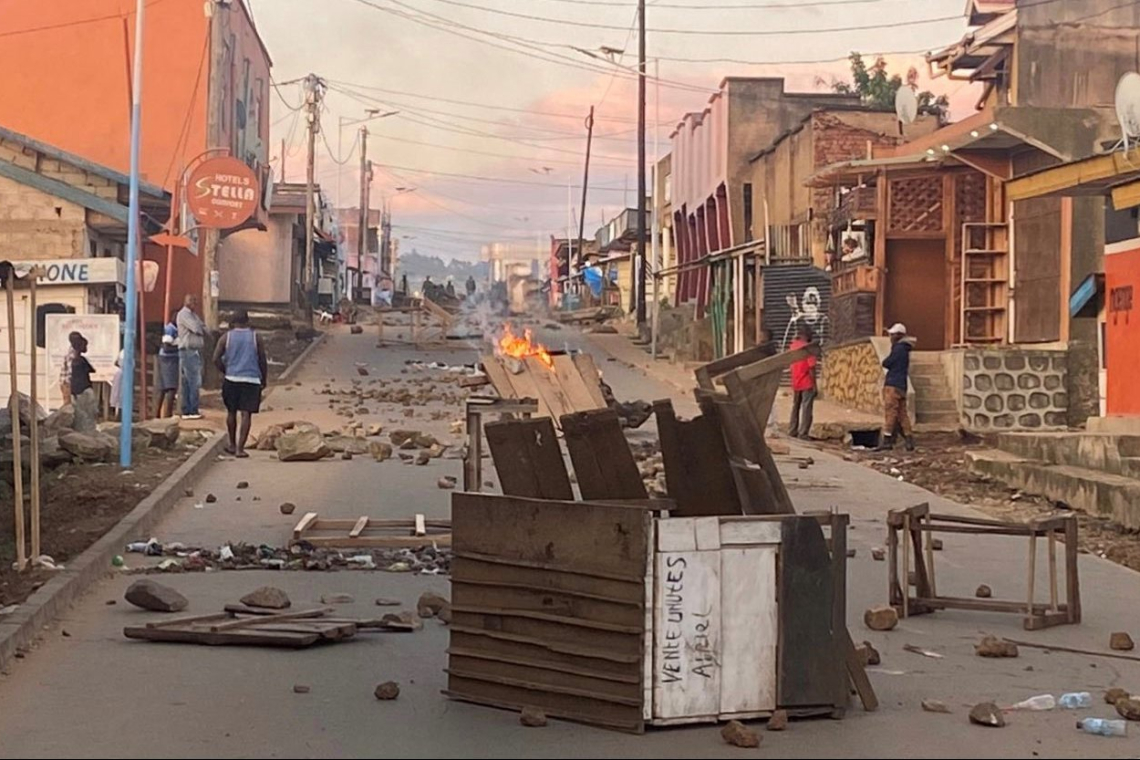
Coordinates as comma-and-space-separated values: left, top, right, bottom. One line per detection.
1007, 146, 1140, 202
1111, 179, 1140, 210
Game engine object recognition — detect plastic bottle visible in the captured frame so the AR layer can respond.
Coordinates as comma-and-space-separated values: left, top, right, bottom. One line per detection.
1060, 692, 1094, 709
1011, 694, 1056, 711
1077, 718, 1127, 737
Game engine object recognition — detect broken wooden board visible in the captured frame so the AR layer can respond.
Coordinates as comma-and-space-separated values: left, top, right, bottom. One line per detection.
123, 607, 356, 648
653, 399, 741, 517
485, 417, 574, 500
560, 408, 647, 501
479, 352, 608, 427
290, 512, 451, 548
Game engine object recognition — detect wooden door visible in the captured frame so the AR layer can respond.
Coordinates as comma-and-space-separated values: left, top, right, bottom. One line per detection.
885, 239, 948, 349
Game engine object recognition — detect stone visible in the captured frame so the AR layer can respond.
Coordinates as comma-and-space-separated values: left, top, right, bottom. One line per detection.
1018, 413, 1042, 428
993, 414, 1015, 428
1007, 395, 1026, 411
846, 548, 856, 558
370, 442, 393, 462
240, 586, 291, 610
975, 635, 1018, 658
124, 579, 188, 612
975, 375, 993, 392
277, 429, 331, 461
968, 702, 1006, 728
720, 720, 760, 748
856, 641, 881, 666
984, 394, 1004, 412
427, 443, 446, 458
1004, 355, 1026, 371
321, 593, 355, 604
437, 476, 457, 489
374, 597, 401, 607
1029, 392, 1050, 409
922, 699, 951, 714
342, 451, 353, 460
236, 481, 249, 489
367, 423, 384, 436
138, 417, 181, 449
975, 584, 992, 598
863, 605, 898, 631
931, 538, 943, 550
766, 709, 788, 731
184, 488, 194, 497
982, 355, 1002, 370
994, 374, 1015, 392
374, 681, 400, 701
43, 405, 75, 435
414, 451, 430, 466
1116, 697, 1140, 721
350, 325, 364, 334
59, 431, 112, 461
389, 429, 418, 446
1052, 392, 1068, 408
414, 432, 440, 449
1110, 632, 1135, 651
1106, 687, 1130, 705
417, 592, 450, 618
325, 435, 370, 455
1017, 373, 1041, 390
205, 494, 218, 504
293, 684, 311, 694
279, 502, 297, 515
520, 707, 548, 727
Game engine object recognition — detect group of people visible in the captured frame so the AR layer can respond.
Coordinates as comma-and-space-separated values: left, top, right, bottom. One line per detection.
786, 321, 917, 451
59, 293, 268, 458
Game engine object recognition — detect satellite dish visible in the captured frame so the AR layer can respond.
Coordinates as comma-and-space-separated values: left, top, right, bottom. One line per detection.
1115, 72, 1140, 150
895, 86, 918, 126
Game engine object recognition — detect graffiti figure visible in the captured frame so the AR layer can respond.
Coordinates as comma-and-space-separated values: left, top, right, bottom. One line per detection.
781, 285, 829, 351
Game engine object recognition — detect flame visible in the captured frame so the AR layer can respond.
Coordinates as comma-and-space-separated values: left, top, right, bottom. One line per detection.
498, 324, 554, 370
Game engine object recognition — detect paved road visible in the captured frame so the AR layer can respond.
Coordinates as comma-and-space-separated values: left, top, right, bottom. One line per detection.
1, 321, 1138, 758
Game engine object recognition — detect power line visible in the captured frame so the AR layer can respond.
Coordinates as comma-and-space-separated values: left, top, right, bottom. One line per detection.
500, 0, 913, 8
364, 130, 626, 168
0, 0, 171, 39
321, 128, 361, 166
161, 32, 210, 188
271, 80, 305, 112
376, 162, 633, 191
375, 166, 543, 229
413, 0, 965, 36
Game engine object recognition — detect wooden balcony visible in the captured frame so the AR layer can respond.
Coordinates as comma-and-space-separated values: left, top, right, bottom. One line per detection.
829, 186, 878, 227
832, 264, 879, 296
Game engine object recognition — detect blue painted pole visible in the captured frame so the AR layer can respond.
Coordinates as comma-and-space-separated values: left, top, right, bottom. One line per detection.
120, 0, 146, 468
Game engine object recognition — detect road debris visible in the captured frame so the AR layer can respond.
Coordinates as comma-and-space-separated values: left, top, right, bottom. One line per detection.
968, 702, 1006, 727
205, 494, 218, 504
1110, 632, 1135, 651
520, 707, 548, 727
293, 684, 310, 694
871, 547, 885, 561
370, 442, 393, 461
975, 635, 1019, 658
320, 593, 355, 605
280, 502, 297, 515
374, 681, 400, 700
864, 605, 898, 631
437, 476, 457, 489
375, 597, 401, 607
975, 584, 993, 598
1116, 697, 1140, 721
417, 592, 450, 619
922, 699, 952, 714
903, 644, 944, 659
856, 641, 881, 666
767, 709, 788, 731
240, 586, 291, 610
1106, 687, 1130, 705
720, 720, 761, 748
125, 579, 188, 612
236, 481, 249, 489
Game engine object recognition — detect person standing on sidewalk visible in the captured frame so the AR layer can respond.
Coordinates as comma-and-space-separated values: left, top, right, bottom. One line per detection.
155, 312, 180, 418
176, 294, 206, 420
213, 309, 267, 458
67, 331, 97, 432
880, 322, 916, 451
788, 325, 818, 439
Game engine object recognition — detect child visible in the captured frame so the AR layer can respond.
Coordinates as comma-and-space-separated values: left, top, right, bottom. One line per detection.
68, 331, 97, 432
156, 312, 179, 418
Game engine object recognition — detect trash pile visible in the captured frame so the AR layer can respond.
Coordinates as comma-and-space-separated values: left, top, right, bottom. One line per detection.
117, 538, 451, 576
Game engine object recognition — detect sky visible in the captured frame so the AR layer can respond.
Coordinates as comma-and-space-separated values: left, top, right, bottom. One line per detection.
250, 0, 980, 262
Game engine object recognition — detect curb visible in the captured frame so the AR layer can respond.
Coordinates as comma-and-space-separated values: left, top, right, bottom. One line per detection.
0, 331, 326, 670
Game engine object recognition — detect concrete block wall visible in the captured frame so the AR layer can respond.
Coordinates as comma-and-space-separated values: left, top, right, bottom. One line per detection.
962, 349, 1068, 430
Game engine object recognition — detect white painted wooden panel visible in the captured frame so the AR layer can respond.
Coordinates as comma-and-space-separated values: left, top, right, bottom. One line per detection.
652, 549, 721, 720
719, 520, 781, 546
643, 519, 656, 721
656, 518, 696, 552
718, 547, 778, 715
694, 517, 721, 550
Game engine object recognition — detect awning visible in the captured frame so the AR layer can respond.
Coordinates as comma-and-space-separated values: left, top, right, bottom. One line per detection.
1006, 145, 1140, 207
1070, 272, 1105, 318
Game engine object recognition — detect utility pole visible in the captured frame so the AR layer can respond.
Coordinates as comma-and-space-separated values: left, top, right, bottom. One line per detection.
303, 73, 322, 325
357, 125, 369, 301
635, 0, 648, 326
576, 107, 595, 293
280, 137, 286, 182
202, 0, 225, 331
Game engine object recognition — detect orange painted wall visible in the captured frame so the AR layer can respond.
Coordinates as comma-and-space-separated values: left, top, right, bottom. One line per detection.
0, 1, 271, 319
1106, 245, 1140, 416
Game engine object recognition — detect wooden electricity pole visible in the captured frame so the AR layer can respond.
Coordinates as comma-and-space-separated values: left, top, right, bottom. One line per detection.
635, 0, 648, 326
576, 106, 595, 288
358, 125, 369, 299
303, 73, 323, 325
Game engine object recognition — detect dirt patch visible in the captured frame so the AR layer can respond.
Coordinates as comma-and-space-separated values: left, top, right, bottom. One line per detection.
0, 445, 200, 608
826, 432, 1140, 573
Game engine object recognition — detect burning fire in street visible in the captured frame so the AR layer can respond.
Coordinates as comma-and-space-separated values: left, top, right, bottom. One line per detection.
497, 324, 555, 370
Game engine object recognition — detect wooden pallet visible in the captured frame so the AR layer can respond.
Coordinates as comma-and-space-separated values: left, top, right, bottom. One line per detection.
290, 512, 452, 549
480, 352, 607, 425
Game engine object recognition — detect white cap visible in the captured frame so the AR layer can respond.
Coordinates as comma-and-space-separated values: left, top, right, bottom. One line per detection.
887, 323, 907, 335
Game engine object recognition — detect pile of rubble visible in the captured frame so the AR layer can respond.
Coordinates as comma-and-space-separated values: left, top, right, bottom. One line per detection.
253, 420, 459, 466
119, 538, 451, 575
630, 438, 666, 496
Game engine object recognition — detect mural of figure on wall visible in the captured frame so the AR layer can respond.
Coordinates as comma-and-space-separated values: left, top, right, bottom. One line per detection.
781, 285, 831, 352
762, 266, 832, 358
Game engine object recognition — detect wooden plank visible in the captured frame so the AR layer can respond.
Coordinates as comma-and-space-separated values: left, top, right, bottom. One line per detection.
298, 535, 451, 549
551, 354, 605, 413
841, 627, 879, 711
350, 516, 370, 538
292, 512, 319, 540
459, 373, 491, 388
209, 608, 334, 632
1065, 516, 1082, 624
484, 417, 573, 500
694, 341, 781, 390
570, 353, 610, 408
910, 596, 1066, 614
525, 357, 578, 421
719, 520, 781, 546
653, 399, 741, 518
414, 514, 426, 537
451, 493, 651, 580
779, 516, 842, 708
698, 391, 792, 515
719, 546, 778, 714
124, 626, 321, 648
652, 549, 721, 720
720, 343, 821, 387
479, 354, 518, 400
561, 408, 647, 501
501, 359, 555, 420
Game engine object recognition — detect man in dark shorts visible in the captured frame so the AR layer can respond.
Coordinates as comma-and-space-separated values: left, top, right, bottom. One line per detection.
213, 310, 268, 458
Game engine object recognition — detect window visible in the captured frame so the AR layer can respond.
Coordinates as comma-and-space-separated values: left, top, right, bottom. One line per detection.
664, 174, 671, 204
743, 183, 753, 242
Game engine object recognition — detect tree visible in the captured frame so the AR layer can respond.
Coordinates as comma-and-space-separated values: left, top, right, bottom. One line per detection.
827, 53, 949, 121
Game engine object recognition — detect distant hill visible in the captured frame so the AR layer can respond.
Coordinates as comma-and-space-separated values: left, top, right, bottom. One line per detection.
397, 251, 489, 282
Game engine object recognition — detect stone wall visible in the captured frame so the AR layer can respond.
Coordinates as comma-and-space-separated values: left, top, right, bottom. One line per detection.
962, 349, 1068, 430
819, 338, 882, 415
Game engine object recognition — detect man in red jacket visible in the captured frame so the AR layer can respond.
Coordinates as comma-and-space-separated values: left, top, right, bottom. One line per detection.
788, 325, 817, 439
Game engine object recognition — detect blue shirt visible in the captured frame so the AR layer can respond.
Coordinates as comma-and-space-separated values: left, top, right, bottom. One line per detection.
222, 328, 262, 384
882, 340, 912, 391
